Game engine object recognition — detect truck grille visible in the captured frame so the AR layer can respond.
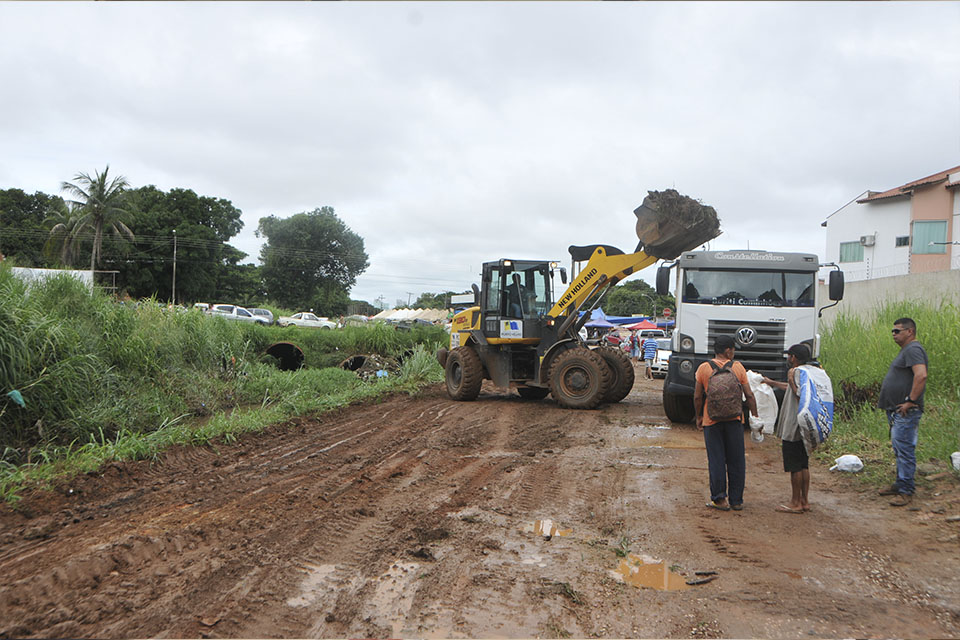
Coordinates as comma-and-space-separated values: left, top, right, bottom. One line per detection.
707, 320, 786, 377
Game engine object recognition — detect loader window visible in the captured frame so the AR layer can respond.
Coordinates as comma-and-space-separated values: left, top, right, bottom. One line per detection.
504, 264, 551, 318
485, 267, 502, 314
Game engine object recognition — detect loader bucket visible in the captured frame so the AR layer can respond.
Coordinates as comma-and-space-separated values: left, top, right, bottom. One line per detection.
634, 189, 722, 260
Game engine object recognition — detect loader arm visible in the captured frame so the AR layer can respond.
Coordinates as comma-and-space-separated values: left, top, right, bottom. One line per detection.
548, 246, 658, 320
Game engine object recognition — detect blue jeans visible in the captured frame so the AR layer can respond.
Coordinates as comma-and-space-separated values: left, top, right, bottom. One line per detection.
703, 420, 746, 505
886, 409, 921, 495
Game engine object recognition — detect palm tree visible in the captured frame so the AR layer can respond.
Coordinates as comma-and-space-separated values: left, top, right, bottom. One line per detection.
43, 198, 84, 267
60, 166, 134, 272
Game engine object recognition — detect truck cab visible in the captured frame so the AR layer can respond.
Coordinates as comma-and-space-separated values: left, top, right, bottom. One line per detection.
656, 250, 843, 422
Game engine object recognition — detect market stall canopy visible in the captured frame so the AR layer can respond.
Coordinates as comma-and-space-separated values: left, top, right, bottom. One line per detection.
625, 319, 658, 330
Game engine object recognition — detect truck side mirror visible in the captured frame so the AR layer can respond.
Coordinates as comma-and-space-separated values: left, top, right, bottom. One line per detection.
559, 267, 567, 284
472, 283, 480, 306
656, 266, 671, 296
828, 271, 844, 301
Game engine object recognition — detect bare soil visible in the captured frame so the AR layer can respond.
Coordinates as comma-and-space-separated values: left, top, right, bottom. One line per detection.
1, 374, 958, 639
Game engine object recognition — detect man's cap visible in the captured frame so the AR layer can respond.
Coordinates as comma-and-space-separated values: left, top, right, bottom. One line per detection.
785, 343, 811, 362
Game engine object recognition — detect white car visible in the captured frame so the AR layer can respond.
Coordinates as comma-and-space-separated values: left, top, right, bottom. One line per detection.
209, 304, 269, 325
651, 338, 672, 378
278, 312, 337, 329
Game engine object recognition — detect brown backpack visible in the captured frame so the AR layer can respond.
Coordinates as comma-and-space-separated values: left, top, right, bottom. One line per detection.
706, 360, 743, 422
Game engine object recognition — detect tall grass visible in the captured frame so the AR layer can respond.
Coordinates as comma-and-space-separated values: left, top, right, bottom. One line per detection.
819, 301, 960, 478
0, 265, 447, 503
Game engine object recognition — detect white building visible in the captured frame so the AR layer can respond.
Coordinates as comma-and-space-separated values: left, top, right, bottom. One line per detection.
823, 165, 960, 282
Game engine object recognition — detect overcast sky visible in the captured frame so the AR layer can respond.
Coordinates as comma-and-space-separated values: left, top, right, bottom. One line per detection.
2, 2, 958, 309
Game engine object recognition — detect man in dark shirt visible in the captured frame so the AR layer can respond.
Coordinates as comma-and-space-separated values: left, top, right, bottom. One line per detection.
876, 317, 928, 507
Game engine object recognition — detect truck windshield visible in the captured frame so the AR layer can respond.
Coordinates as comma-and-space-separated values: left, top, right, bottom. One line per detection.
682, 270, 815, 307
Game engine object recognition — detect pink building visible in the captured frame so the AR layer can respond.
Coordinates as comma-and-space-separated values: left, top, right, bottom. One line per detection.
823, 165, 960, 282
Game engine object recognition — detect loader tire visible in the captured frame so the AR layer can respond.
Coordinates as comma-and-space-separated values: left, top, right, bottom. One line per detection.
549, 347, 610, 410
662, 387, 695, 423
445, 346, 483, 401
517, 386, 550, 400
596, 347, 635, 404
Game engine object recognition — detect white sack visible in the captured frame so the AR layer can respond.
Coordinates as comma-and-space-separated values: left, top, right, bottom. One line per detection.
951, 451, 960, 472
829, 454, 863, 472
746, 370, 778, 434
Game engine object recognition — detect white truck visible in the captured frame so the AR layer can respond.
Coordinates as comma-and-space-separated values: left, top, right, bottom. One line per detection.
655, 250, 843, 423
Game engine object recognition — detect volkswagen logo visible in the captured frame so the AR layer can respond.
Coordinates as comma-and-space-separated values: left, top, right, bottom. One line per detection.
736, 326, 758, 347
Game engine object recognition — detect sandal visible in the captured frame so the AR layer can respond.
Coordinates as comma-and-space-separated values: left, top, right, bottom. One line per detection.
706, 500, 731, 511
775, 504, 804, 514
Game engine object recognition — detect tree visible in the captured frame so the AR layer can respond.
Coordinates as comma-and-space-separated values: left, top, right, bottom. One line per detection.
0, 189, 62, 268
43, 199, 83, 267
257, 207, 369, 313
603, 279, 676, 317
60, 166, 134, 272
120, 186, 246, 302
413, 291, 462, 309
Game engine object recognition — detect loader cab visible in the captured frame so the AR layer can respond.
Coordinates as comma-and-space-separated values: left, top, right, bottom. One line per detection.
480, 259, 556, 342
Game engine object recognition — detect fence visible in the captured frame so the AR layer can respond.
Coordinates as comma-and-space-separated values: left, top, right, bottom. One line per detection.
818, 269, 960, 328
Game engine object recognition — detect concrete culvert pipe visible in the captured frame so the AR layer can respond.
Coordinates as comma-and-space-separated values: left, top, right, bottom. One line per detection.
265, 342, 304, 371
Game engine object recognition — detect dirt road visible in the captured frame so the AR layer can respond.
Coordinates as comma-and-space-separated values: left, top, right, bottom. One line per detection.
1, 375, 958, 638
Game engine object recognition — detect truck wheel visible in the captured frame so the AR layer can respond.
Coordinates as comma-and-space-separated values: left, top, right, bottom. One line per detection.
662, 388, 695, 423
517, 386, 550, 400
596, 347, 635, 403
549, 347, 610, 410
445, 346, 483, 401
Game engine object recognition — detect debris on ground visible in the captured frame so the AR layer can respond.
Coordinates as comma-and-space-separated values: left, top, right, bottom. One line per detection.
339, 354, 400, 380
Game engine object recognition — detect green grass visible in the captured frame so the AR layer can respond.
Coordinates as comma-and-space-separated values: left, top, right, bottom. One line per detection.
0, 264, 446, 505
816, 301, 960, 483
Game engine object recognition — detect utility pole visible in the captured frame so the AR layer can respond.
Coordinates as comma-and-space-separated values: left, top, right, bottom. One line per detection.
375, 295, 385, 310
406, 292, 414, 307
171, 229, 177, 305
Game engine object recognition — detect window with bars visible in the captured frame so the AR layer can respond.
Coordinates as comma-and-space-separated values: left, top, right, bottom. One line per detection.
895, 236, 910, 247
839, 241, 864, 263
911, 221, 947, 254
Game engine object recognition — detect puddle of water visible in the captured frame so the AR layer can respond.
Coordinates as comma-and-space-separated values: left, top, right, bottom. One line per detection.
287, 563, 338, 607
368, 561, 422, 637
521, 519, 572, 539
614, 554, 690, 591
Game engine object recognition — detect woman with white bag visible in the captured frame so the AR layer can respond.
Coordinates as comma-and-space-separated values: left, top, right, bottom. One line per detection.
762, 343, 831, 515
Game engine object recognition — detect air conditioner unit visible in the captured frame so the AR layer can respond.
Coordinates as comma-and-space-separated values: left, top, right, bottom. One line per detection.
860, 235, 876, 247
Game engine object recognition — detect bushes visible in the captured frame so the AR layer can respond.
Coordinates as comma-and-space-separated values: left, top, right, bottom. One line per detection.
820, 301, 960, 470
0, 264, 445, 472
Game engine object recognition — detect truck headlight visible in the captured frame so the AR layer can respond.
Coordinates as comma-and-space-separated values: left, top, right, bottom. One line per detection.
680, 337, 694, 351
679, 359, 694, 374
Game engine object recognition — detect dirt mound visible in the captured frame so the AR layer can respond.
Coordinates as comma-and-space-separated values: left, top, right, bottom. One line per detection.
634, 189, 722, 259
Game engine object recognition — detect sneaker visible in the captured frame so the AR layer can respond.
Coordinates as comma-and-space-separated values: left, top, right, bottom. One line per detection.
889, 494, 913, 507
730, 503, 743, 511
878, 485, 900, 496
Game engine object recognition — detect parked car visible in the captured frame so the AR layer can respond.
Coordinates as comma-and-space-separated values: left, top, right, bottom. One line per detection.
249, 308, 275, 325
639, 329, 667, 339
278, 312, 337, 329
651, 338, 672, 378
210, 304, 269, 325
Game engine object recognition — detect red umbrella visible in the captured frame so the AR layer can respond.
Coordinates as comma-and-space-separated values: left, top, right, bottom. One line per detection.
625, 319, 658, 330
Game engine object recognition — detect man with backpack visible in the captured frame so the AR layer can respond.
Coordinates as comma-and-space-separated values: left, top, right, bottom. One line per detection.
693, 335, 759, 511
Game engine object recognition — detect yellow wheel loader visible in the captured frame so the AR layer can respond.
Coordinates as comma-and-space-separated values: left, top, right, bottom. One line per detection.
436, 190, 721, 409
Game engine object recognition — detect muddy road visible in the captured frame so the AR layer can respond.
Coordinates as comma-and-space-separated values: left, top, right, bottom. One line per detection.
1, 375, 959, 639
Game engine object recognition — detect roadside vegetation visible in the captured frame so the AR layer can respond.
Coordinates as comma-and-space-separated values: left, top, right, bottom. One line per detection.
818, 301, 960, 483
0, 265, 444, 505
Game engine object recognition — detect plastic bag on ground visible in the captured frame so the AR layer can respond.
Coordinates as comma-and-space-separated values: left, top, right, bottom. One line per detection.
830, 455, 863, 472
746, 370, 778, 434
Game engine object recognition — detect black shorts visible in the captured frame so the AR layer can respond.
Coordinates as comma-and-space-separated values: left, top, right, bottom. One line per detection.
782, 439, 808, 472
